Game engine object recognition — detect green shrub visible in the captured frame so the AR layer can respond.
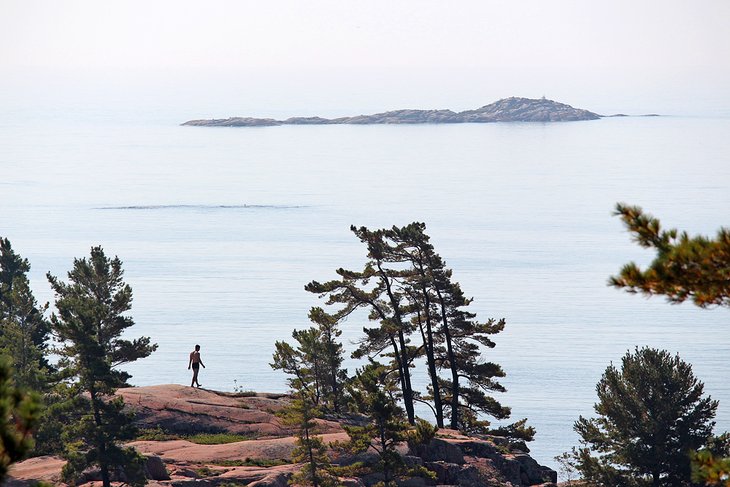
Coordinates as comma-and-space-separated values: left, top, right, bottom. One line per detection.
186, 433, 254, 444
407, 418, 437, 448
330, 462, 370, 477
136, 427, 180, 441
212, 458, 290, 467
195, 466, 224, 477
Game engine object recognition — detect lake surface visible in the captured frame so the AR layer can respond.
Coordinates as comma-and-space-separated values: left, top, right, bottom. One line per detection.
1, 108, 728, 473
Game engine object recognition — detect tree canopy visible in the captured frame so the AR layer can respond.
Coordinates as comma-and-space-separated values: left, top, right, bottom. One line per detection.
0, 358, 42, 482
304, 222, 529, 439
568, 347, 719, 487
48, 246, 157, 487
271, 306, 348, 413
610, 203, 730, 308
0, 237, 52, 391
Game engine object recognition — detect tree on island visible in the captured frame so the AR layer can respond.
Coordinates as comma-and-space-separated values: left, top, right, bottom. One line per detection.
610, 203, 730, 308
565, 347, 722, 487
0, 358, 42, 482
0, 237, 52, 392
47, 247, 157, 487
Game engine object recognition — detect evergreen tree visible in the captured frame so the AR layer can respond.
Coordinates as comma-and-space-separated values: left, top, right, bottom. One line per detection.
382, 224, 445, 428
0, 237, 31, 310
0, 237, 51, 391
0, 277, 50, 392
693, 450, 730, 487
611, 204, 730, 481
309, 223, 527, 436
309, 307, 349, 413
306, 235, 418, 424
345, 362, 410, 486
610, 203, 730, 308
381, 223, 526, 437
0, 358, 42, 482
271, 307, 348, 413
281, 393, 338, 487
47, 246, 157, 487
31, 382, 78, 457
691, 434, 730, 486
435, 299, 512, 434
567, 347, 718, 487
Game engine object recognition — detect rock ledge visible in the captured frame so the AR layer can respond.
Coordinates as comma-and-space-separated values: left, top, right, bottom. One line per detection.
9, 385, 556, 487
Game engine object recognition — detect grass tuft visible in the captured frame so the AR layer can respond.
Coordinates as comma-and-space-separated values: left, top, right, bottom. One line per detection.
212, 457, 290, 467
186, 433, 254, 444
136, 427, 181, 441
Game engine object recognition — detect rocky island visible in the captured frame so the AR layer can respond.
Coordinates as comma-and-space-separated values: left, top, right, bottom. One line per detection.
8, 385, 558, 487
182, 97, 601, 127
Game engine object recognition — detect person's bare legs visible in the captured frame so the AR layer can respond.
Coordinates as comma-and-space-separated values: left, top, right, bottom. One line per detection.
188, 345, 204, 387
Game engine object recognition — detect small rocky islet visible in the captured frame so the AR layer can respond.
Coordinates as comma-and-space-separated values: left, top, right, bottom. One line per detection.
8, 385, 558, 487
181, 97, 602, 127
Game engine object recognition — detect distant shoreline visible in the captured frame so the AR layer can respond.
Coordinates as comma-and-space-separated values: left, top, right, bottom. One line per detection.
182, 96, 605, 127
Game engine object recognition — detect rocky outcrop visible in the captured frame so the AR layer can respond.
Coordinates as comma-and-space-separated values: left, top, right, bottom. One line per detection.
8, 385, 556, 486
130, 433, 349, 463
5, 456, 66, 486
116, 384, 343, 437
407, 431, 556, 487
182, 97, 601, 127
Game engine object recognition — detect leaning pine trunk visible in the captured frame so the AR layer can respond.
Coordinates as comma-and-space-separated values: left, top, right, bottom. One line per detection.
434, 287, 460, 430
417, 267, 444, 428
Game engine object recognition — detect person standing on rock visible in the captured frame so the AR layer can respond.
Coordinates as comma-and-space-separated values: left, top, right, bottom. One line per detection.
188, 344, 205, 387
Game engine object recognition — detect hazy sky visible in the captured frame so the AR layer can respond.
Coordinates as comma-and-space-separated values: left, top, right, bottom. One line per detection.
2, 0, 729, 115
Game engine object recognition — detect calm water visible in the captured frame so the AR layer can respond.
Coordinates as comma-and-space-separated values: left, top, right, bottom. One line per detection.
1, 109, 729, 472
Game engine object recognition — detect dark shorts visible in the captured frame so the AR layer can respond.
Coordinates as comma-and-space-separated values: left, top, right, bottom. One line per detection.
192, 363, 200, 371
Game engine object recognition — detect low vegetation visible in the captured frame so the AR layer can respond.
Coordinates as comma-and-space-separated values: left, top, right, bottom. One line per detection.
186, 433, 255, 445
136, 428, 255, 445
211, 458, 291, 467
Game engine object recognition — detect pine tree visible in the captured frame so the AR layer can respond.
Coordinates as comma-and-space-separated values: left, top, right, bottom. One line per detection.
436, 292, 512, 434
0, 238, 31, 309
306, 235, 418, 424
271, 307, 348, 413
567, 347, 718, 487
281, 393, 338, 487
610, 203, 730, 308
611, 204, 730, 482
0, 237, 51, 391
47, 246, 157, 487
693, 449, 730, 487
692, 434, 730, 486
308, 223, 527, 435
382, 224, 445, 428
345, 362, 410, 486
309, 307, 349, 413
0, 358, 42, 482
382, 223, 526, 437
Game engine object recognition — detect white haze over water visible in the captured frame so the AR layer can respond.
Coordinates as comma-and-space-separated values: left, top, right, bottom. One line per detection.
2, 0, 730, 476
2, 0, 730, 118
